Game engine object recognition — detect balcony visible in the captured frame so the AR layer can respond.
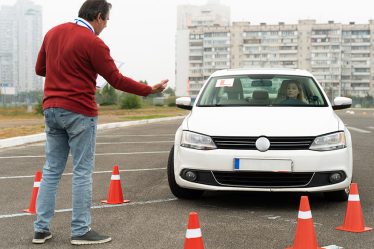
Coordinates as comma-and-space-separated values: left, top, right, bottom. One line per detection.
189, 51, 203, 56
278, 50, 298, 54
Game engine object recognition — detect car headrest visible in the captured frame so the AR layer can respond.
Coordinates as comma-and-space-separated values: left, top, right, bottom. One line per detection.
224, 79, 243, 100
252, 90, 269, 100
224, 79, 243, 93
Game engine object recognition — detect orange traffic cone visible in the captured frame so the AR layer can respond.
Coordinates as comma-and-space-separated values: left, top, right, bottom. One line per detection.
23, 170, 42, 214
184, 212, 204, 249
336, 183, 372, 233
101, 165, 129, 204
286, 196, 322, 249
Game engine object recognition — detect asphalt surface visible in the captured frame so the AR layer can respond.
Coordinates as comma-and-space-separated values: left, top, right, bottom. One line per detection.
0, 111, 373, 249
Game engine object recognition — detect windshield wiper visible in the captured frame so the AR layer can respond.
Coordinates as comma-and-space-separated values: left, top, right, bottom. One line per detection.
197, 104, 224, 107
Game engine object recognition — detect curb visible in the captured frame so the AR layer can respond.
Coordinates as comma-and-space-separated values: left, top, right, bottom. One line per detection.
0, 116, 184, 149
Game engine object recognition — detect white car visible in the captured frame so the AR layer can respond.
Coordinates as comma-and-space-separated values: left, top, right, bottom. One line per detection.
168, 68, 353, 201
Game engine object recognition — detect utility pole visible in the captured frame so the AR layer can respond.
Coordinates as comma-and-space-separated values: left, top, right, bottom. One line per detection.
338, 30, 342, 97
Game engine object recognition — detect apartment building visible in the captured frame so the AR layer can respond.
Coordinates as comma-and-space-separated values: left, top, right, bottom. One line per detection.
188, 26, 231, 96
231, 22, 299, 69
175, 4, 374, 98
0, 0, 42, 94
175, 1, 231, 97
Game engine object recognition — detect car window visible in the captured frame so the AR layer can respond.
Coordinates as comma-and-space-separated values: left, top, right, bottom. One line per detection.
197, 75, 328, 107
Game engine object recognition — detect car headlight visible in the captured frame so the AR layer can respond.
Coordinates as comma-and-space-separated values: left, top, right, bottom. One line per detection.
180, 131, 217, 150
309, 132, 346, 151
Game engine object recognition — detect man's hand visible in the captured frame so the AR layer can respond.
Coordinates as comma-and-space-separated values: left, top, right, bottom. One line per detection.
150, 79, 168, 94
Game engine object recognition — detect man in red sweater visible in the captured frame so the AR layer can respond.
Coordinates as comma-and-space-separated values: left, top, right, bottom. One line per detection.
33, 0, 167, 245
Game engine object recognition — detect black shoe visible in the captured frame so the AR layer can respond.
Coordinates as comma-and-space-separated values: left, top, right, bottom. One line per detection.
71, 229, 112, 245
32, 231, 52, 244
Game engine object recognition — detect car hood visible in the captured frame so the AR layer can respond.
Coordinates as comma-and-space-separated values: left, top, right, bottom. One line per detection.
187, 107, 339, 137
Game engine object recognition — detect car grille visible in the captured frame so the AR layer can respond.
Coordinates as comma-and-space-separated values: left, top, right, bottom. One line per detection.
212, 171, 314, 187
211, 136, 315, 150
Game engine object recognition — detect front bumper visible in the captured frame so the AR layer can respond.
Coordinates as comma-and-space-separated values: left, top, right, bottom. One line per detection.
174, 146, 352, 192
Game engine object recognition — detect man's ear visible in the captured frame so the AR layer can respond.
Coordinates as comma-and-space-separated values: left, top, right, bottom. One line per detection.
96, 13, 102, 22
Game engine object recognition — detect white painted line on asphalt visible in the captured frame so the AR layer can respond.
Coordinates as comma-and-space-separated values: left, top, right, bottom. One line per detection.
0, 198, 178, 219
266, 216, 281, 220
96, 141, 173, 145
0, 167, 166, 180
0, 155, 45, 159
0, 212, 32, 219
95, 151, 169, 156
97, 134, 174, 137
91, 198, 177, 210
10, 141, 174, 146
0, 151, 169, 159
260, 214, 322, 227
322, 245, 344, 249
346, 126, 371, 133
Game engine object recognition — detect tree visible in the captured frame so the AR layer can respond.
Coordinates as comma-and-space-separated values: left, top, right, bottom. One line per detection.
99, 84, 117, 105
164, 87, 175, 96
139, 80, 148, 85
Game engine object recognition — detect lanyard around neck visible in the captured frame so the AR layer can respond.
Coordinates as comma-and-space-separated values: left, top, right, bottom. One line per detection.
74, 18, 94, 33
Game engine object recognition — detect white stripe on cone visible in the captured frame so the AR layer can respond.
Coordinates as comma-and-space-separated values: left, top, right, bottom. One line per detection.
186, 228, 202, 239
348, 194, 360, 201
298, 211, 312, 219
33, 182, 40, 187
111, 175, 120, 180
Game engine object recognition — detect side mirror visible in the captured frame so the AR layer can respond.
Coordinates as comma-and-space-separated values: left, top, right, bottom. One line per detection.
176, 97, 193, 110
332, 97, 352, 110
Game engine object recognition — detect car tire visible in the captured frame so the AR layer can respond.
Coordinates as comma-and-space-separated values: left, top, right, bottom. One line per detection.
167, 146, 204, 199
324, 188, 349, 202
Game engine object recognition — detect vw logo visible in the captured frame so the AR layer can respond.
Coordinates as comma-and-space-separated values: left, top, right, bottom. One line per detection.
255, 136, 270, 152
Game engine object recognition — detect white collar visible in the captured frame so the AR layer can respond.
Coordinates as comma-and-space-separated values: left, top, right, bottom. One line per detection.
73, 17, 95, 33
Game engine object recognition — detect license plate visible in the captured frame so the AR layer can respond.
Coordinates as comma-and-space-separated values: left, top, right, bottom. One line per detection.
234, 158, 293, 172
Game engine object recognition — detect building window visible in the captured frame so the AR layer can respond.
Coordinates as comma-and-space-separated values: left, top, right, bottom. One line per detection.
351, 30, 370, 36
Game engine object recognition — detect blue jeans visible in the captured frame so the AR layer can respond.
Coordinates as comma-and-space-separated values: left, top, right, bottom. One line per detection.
34, 108, 97, 237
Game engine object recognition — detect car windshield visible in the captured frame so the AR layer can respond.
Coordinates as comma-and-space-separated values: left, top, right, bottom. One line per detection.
197, 75, 328, 107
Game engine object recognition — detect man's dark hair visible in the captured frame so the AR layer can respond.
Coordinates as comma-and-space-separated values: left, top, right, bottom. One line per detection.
78, 0, 112, 21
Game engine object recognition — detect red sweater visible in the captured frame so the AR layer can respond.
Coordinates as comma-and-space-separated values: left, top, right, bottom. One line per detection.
35, 22, 152, 117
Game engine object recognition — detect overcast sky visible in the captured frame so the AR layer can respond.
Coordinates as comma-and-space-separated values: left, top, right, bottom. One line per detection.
1, 0, 373, 88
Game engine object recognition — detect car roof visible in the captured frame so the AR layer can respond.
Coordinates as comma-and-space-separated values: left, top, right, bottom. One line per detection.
210, 68, 314, 77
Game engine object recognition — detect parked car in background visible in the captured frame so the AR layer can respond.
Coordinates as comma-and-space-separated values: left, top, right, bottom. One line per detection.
168, 68, 353, 201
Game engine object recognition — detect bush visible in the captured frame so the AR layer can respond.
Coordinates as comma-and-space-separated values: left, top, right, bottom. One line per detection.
119, 94, 142, 109
349, 94, 374, 108
34, 98, 44, 115
167, 96, 176, 107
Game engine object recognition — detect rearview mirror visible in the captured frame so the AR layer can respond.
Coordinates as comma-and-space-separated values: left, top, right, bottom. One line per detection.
332, 97, 352, 110
176, 97, 193, 110
251, 80, 272, 87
